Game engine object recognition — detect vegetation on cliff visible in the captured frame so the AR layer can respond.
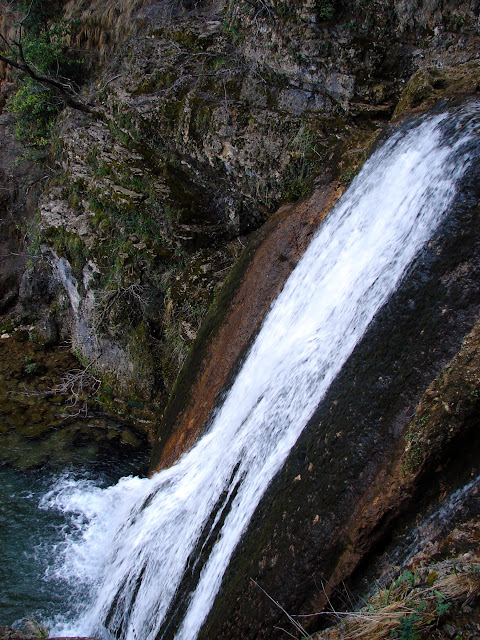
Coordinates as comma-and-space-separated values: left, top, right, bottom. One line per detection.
312, 542, 480, 640
1, 1, 93, 145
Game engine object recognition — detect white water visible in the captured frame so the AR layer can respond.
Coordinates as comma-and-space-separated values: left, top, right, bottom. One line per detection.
41, 104, 480, 640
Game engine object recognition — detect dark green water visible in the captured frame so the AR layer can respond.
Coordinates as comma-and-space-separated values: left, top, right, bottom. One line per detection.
0, 465, 61, 624
0, 336, 151, 627
0, 451, 148, 628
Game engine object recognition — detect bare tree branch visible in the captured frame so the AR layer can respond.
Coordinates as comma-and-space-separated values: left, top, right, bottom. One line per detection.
19, 0, 35, 26
19, 356, 102, 418
0, 46, 96, 113
240, 0, 279, 19
0, 10, 101, 116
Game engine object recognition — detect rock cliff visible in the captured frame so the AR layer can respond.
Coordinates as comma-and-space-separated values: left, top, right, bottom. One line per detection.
2, 0, 479, 439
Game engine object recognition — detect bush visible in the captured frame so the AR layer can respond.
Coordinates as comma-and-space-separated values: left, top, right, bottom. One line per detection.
9, 0, 64, 34
316, 0, 336, 20
8, 79, 59, 147
6, 18, 85, 147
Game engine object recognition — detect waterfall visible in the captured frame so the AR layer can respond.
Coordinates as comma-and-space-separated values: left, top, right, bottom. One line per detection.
42, 103, 480, 640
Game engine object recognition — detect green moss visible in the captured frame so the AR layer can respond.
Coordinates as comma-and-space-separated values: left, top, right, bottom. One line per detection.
221, 16, 244, 44
189, 101, 214, 143
169, 28, 203, 50
393, 62, 480, 120
403, 421, 426, 473
42, 226, 89, 276
394, 70, 435, 118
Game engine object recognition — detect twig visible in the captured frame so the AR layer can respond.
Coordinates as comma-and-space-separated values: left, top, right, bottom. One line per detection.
241, 0, 279, 19
251, 579, 313, 639
99, 74, 122, 90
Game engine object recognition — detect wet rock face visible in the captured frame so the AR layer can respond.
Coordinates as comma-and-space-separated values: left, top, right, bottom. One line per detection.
151, 185, 342, 470
18, 266, 59, 312
196, 121, 480, 638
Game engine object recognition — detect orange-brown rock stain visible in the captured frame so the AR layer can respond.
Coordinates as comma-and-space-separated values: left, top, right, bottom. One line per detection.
153, 184, 343, 472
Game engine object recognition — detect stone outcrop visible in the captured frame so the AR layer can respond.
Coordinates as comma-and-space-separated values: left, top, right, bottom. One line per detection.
0, 628, 98, 640
151, 184, 342, 469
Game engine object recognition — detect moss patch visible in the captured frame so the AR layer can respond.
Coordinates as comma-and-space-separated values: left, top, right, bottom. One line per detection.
393, 61, 480, 121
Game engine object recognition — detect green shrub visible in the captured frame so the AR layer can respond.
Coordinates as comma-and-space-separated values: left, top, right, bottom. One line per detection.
10, 0, 63, 34
6, 19, 85, 148
316, 0, 336, 20
8, 79, 59, 147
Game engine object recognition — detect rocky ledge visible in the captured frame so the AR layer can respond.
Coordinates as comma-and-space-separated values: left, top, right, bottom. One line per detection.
0, 629, 98, 640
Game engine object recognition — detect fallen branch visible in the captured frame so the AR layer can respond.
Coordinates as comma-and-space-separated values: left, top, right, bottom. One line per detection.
19, 357, 102, 417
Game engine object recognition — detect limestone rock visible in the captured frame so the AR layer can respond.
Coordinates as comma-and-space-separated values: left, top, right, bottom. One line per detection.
18, 266, 58, 311
34, 312, 59, 347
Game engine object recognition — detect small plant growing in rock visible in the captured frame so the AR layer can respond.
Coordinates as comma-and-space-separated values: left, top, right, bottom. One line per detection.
311, 553, 479, 640
22, 616, 49, 638
316, 0, 336, 20
24, 355, 38, 374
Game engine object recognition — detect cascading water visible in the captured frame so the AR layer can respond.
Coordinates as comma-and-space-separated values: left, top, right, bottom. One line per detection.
42, 103, 480, 640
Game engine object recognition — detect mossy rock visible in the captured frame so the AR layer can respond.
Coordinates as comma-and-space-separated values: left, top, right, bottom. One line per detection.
393, 61, 480, 120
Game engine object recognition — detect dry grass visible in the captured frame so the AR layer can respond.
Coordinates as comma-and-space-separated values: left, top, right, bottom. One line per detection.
312, 554, 480, 640
22, 617, 49, 639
